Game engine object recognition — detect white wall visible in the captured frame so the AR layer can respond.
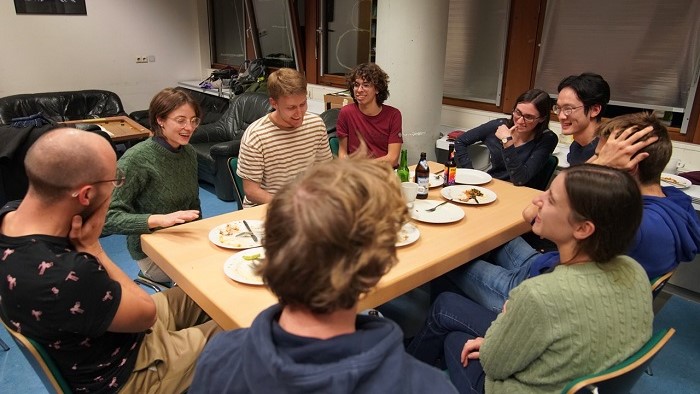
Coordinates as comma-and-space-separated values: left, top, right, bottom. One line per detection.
0, 0, 206, 112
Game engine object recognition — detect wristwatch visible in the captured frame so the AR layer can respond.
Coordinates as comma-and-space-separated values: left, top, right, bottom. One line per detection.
501, 136, 513, 144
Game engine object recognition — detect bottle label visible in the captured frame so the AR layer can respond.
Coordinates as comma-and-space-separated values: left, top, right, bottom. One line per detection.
416, 176, 429, 195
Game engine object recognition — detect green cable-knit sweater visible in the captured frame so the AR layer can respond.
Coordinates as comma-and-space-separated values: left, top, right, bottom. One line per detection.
480, 256, 653, 394
103, 138, 201, 260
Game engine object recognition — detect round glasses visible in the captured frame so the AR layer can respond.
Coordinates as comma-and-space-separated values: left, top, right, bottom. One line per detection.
512, 109, 541, 124
168, 116, 201, 128
552, 105, 584, 116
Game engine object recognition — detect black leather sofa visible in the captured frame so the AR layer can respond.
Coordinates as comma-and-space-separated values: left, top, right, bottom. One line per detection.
129, 87, 230, 129
0, 90, 126, 125
190, 92, 272, 201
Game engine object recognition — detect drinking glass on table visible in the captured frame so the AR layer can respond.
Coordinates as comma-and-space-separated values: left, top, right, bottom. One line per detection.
401, 182, 419, 209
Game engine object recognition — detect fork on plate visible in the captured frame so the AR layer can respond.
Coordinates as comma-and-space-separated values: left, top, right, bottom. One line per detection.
424, 200, 451, 212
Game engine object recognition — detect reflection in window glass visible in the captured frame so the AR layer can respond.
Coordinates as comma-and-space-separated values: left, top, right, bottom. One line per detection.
253, 0, 296, 68
443, 0, 509, 104
210, 0, 246, 66
320, 0, 375, 77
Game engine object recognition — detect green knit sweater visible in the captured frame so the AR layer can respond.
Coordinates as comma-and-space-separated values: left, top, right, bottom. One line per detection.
103, 138, 200, 260
480, 256, 653, 394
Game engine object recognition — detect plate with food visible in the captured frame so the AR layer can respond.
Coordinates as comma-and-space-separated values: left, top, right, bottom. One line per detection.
410, 199, 465, 224
660, 173, 691, 189
454, 168, 492, 185
410, 171, 443, 188
396, 223, 420, 247
442, 185, 497, 205
223, 247, 265, 285
209, 220, 264, 249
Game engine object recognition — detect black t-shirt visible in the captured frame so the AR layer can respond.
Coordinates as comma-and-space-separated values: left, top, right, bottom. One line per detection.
567, 137, 599, 166
0, 201, 143, 393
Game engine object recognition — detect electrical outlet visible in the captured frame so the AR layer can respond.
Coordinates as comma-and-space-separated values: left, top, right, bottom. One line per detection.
147, 55, 155, 63
136, 57, 148, 64
307, 89, 313, 100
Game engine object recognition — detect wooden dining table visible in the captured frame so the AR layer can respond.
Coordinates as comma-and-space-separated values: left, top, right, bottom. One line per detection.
141, 163, 542, 330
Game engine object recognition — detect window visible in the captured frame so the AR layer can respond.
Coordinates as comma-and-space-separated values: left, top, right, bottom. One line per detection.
208, 0, 247, 67
535, 0, 700, 134
443, 0, 510, 105
249, 0, 300, 69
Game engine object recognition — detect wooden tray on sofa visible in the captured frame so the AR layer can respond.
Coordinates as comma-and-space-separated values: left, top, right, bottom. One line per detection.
60, 116, 151, 143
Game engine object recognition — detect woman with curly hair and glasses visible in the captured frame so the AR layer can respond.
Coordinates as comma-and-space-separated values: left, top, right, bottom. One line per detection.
337, 63, 403, 167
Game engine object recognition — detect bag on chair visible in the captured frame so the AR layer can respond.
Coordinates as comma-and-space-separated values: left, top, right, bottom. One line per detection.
231, 59, 267, 95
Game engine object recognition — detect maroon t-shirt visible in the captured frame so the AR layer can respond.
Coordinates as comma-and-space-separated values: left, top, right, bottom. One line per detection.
336, 103, 403, 159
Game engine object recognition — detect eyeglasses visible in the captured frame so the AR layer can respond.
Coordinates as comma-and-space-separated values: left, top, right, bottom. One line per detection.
552, 105, 584, 116
352, 82, 373, 91
70, 168, 125, 197
512, 109, 541, 124
168, 116, 201, 128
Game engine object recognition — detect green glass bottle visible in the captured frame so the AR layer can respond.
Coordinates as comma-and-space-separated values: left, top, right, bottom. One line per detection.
397, 149, 410, 182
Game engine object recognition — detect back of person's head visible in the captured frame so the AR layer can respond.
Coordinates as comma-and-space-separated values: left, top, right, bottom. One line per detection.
563, 164, 642, 263
557, 73, 611, 122
513, 88, 552, 135
260, 158, 408, 314
347, 63, 390, 105
597, 112, 672, 185
24, 128, 114, 203
267, 68, 307, 101
149, 88, 201, 137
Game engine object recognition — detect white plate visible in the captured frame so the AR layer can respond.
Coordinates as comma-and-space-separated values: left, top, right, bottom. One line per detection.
410, 199, 465, 224
454, 168, 492, 185
209, 220, 264, 249
442, 185, 497, 205
410, 171, 443, 188
396, 223, 420, 247
223, 247, 265, 285
660, 173, 691, 189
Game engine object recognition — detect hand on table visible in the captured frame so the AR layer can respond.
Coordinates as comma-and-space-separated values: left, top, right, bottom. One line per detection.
591, 125, 657, 171
460, 337, 484, 367
149, 210, 200, 229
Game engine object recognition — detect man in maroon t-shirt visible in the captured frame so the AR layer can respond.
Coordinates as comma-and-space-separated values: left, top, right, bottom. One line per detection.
337, 63, 403, 167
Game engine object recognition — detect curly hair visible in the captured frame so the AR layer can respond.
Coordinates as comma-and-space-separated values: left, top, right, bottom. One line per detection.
259, 158, 408, 314
346, 63, 390, 105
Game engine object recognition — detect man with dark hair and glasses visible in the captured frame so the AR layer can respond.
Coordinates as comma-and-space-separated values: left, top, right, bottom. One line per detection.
554, 72, 611, 165
0, 128, 220, 393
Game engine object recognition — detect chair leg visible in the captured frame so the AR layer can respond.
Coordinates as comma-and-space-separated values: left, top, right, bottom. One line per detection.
0, 338, 9, 351
134, 278, 163, 293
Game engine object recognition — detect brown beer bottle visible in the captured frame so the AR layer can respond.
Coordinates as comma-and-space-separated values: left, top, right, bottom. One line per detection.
443, 144, 456, 186
415, 152, 430, 199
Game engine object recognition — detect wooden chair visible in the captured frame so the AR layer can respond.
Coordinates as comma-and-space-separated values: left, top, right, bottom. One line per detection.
227, 157, 246, 207
651, 270, 675, 299
1, 320, 73, 394
561, 328, 675, 394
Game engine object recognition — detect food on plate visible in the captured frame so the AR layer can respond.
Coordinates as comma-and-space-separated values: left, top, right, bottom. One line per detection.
220, 222, 240, 236
242, 253, 261, 261
661, 176, 687, 187
398, 227, 410, 243
458, 188, 484, 203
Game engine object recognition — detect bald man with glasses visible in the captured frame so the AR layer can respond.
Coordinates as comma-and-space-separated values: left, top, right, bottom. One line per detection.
0, 128, 220, 393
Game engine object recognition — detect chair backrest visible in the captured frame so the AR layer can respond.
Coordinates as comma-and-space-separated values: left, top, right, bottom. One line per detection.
467, 143, 491, 171
651, 270, 675, 299
526, 155, 558, 191
228, 157, 246, 206
1, 320, 73, 394
561, 328, 675, 394
320, 108, 341, 157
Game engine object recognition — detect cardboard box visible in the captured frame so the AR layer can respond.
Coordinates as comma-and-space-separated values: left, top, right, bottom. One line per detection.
324, 93, 352, 111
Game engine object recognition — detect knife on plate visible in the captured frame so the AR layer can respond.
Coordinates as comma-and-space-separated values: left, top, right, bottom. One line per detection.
242, 220, 259, 242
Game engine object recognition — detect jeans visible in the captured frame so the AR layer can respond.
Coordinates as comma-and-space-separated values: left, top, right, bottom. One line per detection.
446, 236, 539, 312
406, 292, 497, 394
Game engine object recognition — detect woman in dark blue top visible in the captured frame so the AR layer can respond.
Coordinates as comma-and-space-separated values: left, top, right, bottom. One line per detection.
454, 89, 558, 186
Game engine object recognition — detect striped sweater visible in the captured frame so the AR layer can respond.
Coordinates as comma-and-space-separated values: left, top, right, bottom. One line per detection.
237, 112, 332, 207
480, 256, 653, 394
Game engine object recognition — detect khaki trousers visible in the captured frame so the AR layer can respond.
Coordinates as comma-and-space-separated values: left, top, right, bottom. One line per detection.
119, 287, 222, 394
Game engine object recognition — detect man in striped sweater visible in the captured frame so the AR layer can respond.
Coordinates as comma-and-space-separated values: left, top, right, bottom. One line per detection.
237, 68, 332, 207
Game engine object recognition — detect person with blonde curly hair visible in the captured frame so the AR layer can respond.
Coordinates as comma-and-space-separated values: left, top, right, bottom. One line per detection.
190, 159, 457, 393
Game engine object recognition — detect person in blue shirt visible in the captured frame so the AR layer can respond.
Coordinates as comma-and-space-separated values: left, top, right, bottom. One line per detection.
555, 72, 610, 165
444, 112, 700, 312
190, 159, 457, 394
454, 89, 558, 186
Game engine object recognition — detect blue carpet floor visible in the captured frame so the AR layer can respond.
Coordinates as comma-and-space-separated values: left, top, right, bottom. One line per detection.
1, 184, 698, 392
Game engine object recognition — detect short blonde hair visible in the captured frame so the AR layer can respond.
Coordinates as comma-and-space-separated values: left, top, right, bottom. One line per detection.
267, 68, 307, 100
259, 158, 408, 314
